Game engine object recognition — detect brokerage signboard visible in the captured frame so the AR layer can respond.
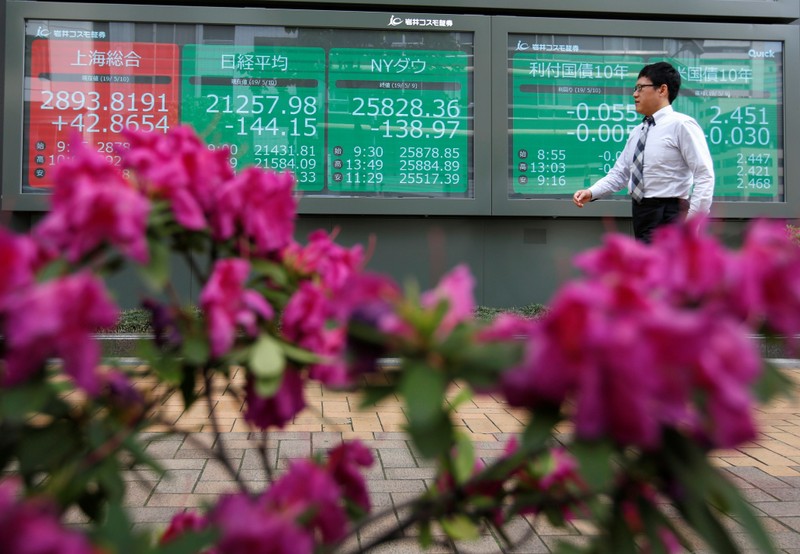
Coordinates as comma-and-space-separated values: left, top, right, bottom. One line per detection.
20, 19, 475, 200
508, 35, 784, 202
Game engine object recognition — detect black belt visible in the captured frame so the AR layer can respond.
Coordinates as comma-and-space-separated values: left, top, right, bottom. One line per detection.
635, 197, 685, 206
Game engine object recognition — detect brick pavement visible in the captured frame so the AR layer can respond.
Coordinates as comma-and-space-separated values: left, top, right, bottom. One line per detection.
92, 364, 800, 552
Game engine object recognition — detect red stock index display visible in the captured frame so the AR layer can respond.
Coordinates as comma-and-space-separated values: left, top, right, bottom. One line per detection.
25, 39, 180, 189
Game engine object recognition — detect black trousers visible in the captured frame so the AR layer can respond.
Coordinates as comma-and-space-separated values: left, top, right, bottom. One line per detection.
631, 197, 690, 243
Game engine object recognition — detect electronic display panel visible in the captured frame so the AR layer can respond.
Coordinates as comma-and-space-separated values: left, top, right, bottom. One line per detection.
492, 18, 800, 218
3, 3, 490, 214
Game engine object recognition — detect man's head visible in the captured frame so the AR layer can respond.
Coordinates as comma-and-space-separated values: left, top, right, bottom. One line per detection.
633, 61, 680, 116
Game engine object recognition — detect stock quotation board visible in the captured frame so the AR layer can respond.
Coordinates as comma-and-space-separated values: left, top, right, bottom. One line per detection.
22, 20, 474, 198
508, 35, 784, 202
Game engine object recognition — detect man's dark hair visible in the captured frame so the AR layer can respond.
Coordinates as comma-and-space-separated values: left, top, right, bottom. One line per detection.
639, 61, 681, 104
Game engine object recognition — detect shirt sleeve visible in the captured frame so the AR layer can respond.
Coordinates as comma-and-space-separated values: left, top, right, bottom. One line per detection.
679, 118, 715, 216
587, 132, 636, 200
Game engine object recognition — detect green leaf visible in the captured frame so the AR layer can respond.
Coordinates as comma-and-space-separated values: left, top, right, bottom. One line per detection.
452, 431, 476, 484
156, 529, 218, 554
17, 423, 79, 475
440, 514, 480, 541
254, 376, 283, 397
0, 384, 53, 422
400, 363, 454, 458
570, 439, 616, 491
661, 431, 745, 553
182, 334, 209, 365
553, 541, 588, 554
359, 384, 398, 409
137, 235, 170, 290
400, 362, 447, 428
753, 361, 795, 404
250, 334, 286, 380
520, 404, 561, 453
36, 258, 70, 282
702, 461, 778, 554
279, 340, 320, 366
250, 259, 289, 287
447, 386, 474, 412
418, 521, 434, 548
405, 414, 453, 459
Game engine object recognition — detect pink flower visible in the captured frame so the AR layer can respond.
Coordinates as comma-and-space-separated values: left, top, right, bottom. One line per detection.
0, 479, 94, 554
209, 493, 313, 554
574, 233, 663, 290
651, 217, 734, 307
0, 228, 38, 311
282, 282, 354, 386
421, 264, 476, 336
263, 460, 348, 544
735, 219, 800, 336
282, 230, 364, 291
282, 282, 330, 343
2, 272, 119, 395
690, 317, 761, 448
34, 139, 150, 263
160, 510, 209, 545
121, 126, 233, 231
502, 280, 708, 449
538, 448, 580, 489
200, 258, 273, 358
213, 167, 297, 256
326, 441, 374, 512
244, 370, 305, 430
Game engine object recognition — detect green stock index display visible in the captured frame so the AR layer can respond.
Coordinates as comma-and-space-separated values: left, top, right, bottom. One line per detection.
22, 20, 474, 198
509, 35, 784, 202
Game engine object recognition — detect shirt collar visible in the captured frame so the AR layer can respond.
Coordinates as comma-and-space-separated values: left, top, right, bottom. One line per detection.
651, 104, 673, 125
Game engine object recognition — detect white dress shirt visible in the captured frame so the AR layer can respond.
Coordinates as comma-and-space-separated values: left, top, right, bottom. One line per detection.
588, 105, 715, 216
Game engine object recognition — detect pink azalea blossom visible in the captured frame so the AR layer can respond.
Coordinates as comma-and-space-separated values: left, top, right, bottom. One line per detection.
651, 217, 735, 308
735, 219, 800, 336
34, 139, 150, 263
690, 317, 761, 448
502, 280, 709, 449
538, 448, 580, 489
2, 272, 119, 395
282, 230, 364, 291
281, 282, 352, 386
326, 440, 374, 512
282, 281, 330, 343
263, 459, 348, 544
574, 233, 663, 290
200, 258, 274, 358
209, 493, 313, 554
121, 126, 233, 231
421, 264, 476, 336
0, 228, 38, 311
244, 370, 305, 430
212, 167, 297, 256
160, 510, 209, 546
0, 479, 94, 554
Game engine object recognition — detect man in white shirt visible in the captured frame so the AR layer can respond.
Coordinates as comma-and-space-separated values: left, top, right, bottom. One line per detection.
572, 61, 715, 243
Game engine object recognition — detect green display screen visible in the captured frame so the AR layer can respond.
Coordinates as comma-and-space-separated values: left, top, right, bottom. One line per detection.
327, 49, 469, 194
21, 20, 475, 199
509, 35, 784, 202
181, 46, 326, 191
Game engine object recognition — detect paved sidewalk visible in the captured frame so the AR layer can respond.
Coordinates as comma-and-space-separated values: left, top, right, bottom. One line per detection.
108, 365, 800, 553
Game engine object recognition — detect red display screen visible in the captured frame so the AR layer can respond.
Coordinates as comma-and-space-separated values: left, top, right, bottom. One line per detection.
26, 40, 180, 188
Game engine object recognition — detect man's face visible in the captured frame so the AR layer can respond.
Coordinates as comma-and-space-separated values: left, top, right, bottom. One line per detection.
633, 78, 666, 116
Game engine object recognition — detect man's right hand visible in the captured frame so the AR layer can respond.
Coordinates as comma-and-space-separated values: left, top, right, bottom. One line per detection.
573, 189, 593, 208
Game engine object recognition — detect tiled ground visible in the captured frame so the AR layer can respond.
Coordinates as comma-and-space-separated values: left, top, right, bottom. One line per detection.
93, 364, 800, 552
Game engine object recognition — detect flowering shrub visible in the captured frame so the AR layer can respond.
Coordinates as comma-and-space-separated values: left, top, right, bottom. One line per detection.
0, 126, 796, 553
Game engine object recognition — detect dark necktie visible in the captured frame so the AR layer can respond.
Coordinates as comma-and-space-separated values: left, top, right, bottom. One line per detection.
630, 116, 655, 203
